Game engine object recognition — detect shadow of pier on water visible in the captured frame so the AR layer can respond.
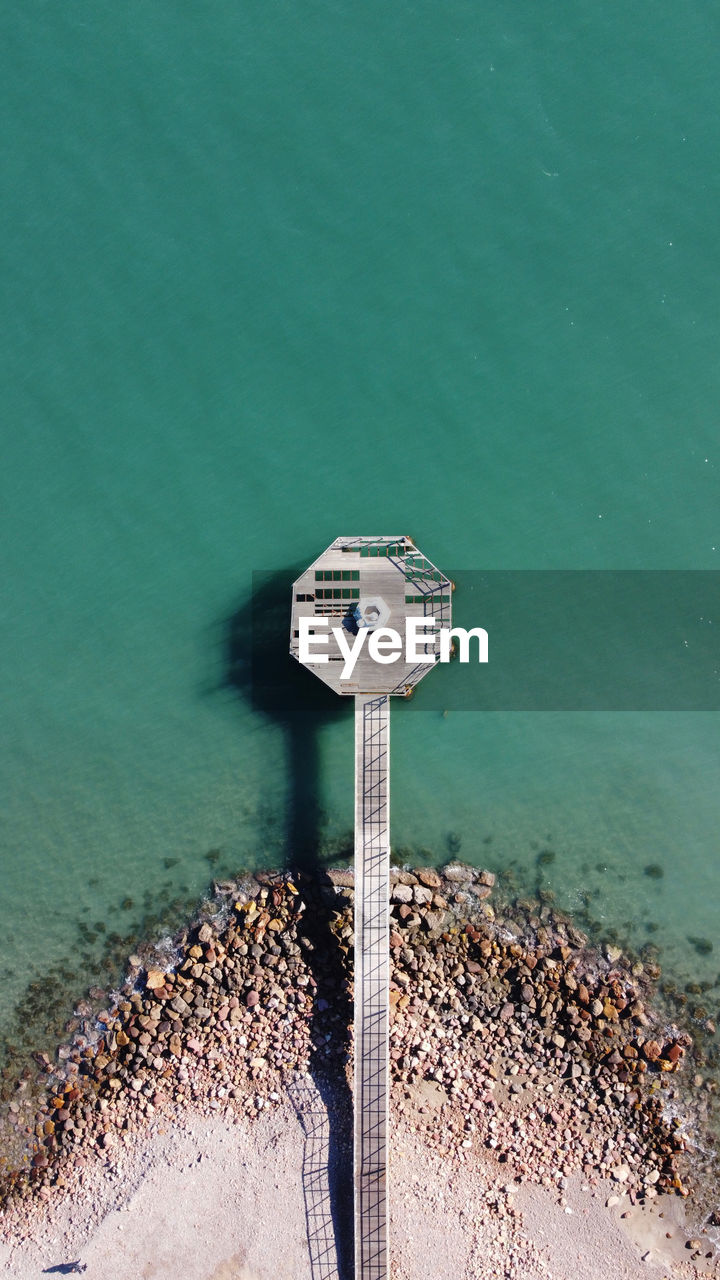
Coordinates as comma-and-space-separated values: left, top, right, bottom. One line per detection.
221, 567, 354, 1280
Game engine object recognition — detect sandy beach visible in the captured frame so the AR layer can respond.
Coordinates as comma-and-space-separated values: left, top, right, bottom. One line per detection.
0, 1092, 715, 1279
0, 864, 718, 1278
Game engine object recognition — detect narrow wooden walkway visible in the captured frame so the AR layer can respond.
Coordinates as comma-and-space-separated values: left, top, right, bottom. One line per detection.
353, 694, 390, 1280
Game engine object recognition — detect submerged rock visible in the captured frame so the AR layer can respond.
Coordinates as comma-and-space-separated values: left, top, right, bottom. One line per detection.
688, 936, 714, 956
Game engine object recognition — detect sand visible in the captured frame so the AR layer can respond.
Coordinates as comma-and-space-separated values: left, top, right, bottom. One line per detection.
1, 1086, 716, 1280
1, 865, 717, 1279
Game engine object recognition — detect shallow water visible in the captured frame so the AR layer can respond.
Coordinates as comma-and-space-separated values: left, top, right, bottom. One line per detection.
1, 3, 719, 1055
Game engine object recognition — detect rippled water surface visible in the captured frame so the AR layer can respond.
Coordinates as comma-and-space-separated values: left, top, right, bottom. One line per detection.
1, 2, 719, 1054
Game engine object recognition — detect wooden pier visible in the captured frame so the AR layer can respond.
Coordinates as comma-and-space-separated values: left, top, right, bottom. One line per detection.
290, 537, 452, 1278
354, 694, 390, 1280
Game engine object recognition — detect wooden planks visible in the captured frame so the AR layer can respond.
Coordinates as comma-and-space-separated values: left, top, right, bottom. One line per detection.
354, 693, 390, 1280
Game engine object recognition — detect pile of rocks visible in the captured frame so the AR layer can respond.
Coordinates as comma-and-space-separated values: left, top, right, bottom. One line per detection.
0, 861, 710, 1221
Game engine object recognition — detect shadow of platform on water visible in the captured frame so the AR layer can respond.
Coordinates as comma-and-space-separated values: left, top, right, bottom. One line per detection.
222, 567, 354, 1280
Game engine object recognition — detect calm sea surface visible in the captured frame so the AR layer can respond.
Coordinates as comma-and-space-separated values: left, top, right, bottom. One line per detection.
1, 2, 719, 1051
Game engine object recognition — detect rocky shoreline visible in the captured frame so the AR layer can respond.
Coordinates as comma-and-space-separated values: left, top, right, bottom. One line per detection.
1, 861, 718, 1268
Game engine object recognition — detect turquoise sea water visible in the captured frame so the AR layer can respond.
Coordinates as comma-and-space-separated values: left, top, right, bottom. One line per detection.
1, 3, 719, 1054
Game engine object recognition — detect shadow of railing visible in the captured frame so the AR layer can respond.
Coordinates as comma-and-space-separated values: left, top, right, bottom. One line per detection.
288, 1071, 348, 1279
220, 567, 354, 1280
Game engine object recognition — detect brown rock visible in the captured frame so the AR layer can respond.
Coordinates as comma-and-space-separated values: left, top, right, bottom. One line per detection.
642, 1040, 662, 1062
417, 868, 442, 889
327, 869, 355, 887
146, 969, 166, 990
392, 884, 414, 904
423, 910, 447, 932
442, 862, 473, 883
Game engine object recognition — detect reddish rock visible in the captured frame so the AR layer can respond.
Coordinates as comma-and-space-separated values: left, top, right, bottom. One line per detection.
643, 1040, 662, 1062
246, 990, 260, 1008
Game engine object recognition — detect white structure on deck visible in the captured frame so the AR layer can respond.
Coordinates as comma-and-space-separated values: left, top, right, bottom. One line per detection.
290, 536, 453, 1280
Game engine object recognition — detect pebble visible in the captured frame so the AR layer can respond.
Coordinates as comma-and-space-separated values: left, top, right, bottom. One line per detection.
0, 862, 700, 1236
